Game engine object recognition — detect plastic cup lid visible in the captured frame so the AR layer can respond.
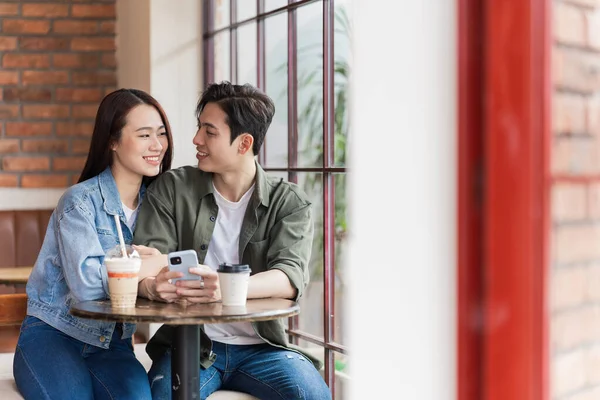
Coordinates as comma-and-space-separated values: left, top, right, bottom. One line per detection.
217, 263, 251, 273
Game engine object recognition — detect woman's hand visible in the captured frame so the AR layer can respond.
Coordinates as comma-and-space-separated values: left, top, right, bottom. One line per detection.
132, 244, 161, 258
174, 265, 221, 303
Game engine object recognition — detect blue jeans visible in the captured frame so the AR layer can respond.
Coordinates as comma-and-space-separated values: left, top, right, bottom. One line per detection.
13, 316, 151, 400
148, 341, 331, 400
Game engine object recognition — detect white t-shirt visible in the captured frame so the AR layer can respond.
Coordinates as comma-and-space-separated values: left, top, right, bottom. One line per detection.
121, 202, 139, 231
203, 183, 264, 345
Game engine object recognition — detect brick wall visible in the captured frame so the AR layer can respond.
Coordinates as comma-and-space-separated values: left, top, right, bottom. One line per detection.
0, 0, 116, 188
552, 0, 600, 398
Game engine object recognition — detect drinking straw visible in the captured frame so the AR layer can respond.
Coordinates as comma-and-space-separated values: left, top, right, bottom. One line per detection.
114, 214, 128, 258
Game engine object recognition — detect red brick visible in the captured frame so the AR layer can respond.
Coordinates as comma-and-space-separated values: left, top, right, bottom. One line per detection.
21, 174, 68, 188
23, 105, 69, 119
71, 37, 115, 52
72, 104, 98, 119
555, 2, 586, 46
564, 0, 600, 7
52, 53, 99, 69
104, 87, 117, 96
5, 122, 52, 137
2, 54, 50, 69
3, 20, 50, 35
72, 139, 90, 154
0, 4, 19, 16
22, 4, 69, 18
99, 21, 115, 34
0, 139, 19, 154
3, 88, 52, 102
0, 175, 18, 187
22, 139, 69, 154
56, 88, 103, 103
552, 350, 586, 397
20, 37, 69, 51
586, 264, 600, 301
0, 71, 19, 85
53, 156, 86, 171
101, 53, 116, 68
590, 183, 600, 218
72, 71, 116, 86
2, 157, 49, 172
553, 47, 600, 93
552, 183, 588, 221
552, 137, 597, 175
71, 4, 116, 18
552, 306, 600, 351
0, 37, 17, 51
56, 122, 93, 137
53, 21, 99, 35
0, 105, 20, 119
554, 93, 587, 135
22, 71, 69, 86
551, 266, 587, 310
554, 224, 600, 264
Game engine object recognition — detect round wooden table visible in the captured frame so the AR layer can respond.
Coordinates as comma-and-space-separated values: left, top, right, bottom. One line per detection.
70, 298, 299, 400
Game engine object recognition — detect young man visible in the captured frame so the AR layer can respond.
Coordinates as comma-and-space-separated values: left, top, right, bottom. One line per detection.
134, 82, 331, 399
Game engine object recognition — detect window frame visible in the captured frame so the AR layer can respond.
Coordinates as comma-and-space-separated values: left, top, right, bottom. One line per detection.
202, 0, 347, 396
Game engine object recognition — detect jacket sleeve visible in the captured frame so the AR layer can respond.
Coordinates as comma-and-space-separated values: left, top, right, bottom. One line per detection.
55, 203, 109, 302
267, 203, 314, 301
133, 186, 179, 254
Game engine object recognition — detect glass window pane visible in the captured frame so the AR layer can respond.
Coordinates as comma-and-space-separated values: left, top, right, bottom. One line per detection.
237, 22, 257, 86
334, 351, 350, 400
297, 172, 323, 337
297, 1, 323, 168
213, 0, 231, 31
265, 0, 288, 13
214, 31, 231, 83
264, 13, 289, 168
333, 4, 351, 168
236, 0, 256, 22
333, 173, 347, 346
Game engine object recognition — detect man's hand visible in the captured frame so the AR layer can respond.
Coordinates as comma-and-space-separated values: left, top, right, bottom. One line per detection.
139, 266, 183, 303
174, 264, 221, 303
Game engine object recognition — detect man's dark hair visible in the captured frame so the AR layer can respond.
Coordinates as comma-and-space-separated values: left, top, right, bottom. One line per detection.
196, 81, 275, 155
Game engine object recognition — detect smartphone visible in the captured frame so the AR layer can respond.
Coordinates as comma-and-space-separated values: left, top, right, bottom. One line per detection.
168, 249, 200, 283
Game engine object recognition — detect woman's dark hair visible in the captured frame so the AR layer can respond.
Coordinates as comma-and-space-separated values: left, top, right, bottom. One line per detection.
196, 81, 275, 155
77, 88, 173, 184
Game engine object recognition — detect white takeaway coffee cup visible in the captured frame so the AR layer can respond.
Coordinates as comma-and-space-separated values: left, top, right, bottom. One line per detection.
217, 263, 251, 307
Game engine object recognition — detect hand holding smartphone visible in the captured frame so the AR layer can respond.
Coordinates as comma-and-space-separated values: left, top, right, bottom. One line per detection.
168, 249, 200, 283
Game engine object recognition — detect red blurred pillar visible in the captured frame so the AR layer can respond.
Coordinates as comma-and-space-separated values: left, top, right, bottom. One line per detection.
458, 0, 550, 399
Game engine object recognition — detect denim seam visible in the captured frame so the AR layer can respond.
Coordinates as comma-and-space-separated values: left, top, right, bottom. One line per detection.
199, 368, 219, 392
236, 369, 291, 400
88, 368, 115, 400
15, 346, 52, 400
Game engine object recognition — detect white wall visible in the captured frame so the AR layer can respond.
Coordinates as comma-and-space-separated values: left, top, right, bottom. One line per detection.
117, 0, 202, 169
348, 1, 457, 399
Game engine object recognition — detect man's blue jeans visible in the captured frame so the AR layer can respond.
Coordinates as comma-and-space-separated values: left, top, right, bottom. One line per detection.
13, 316, 152, 400
148, 341, 332, 400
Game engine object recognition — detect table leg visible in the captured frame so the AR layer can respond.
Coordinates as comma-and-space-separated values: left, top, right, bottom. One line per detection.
172, 325, 200, 400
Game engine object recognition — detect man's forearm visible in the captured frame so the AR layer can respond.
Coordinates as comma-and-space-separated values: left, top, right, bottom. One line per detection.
247, 269, 297, 300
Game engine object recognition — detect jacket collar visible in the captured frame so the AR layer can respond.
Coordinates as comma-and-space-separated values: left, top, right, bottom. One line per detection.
98, 167, 146, 216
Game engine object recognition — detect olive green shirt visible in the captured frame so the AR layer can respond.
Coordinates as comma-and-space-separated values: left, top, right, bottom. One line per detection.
133, 162, 320, 369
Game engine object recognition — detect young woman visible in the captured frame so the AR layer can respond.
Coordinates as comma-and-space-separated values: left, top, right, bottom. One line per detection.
13, 89, 173, 400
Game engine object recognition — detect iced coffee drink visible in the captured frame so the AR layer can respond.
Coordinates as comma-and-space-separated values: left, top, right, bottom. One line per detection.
105, 245, 141, 308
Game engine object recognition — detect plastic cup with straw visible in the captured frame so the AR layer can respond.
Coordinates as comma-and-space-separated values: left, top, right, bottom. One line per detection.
104, 214, 141, 308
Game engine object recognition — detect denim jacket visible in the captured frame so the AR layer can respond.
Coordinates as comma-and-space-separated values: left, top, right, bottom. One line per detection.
26, 167, 143, 349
